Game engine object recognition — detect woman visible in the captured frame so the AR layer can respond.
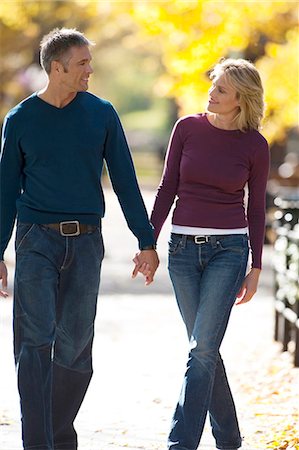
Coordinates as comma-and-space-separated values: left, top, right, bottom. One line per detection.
147, 59, 269, 449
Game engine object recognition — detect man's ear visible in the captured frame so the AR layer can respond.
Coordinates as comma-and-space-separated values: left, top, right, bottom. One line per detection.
51, 60, 61, 74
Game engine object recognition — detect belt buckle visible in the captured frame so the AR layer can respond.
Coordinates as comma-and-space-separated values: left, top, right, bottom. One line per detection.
59, 220, 80, 236
194, 235, 208, 244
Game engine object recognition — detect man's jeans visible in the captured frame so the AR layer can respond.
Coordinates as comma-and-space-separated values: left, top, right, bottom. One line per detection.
13, 222, 104, 450
167, 233, 249, 450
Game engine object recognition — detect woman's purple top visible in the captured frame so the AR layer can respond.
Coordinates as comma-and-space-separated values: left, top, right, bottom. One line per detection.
151, 113, 270, 269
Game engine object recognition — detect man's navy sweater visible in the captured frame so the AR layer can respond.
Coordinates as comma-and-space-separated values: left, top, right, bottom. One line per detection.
0, 92, 154, 259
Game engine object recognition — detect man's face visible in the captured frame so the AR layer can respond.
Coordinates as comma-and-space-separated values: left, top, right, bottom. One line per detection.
58, 45, 93, 93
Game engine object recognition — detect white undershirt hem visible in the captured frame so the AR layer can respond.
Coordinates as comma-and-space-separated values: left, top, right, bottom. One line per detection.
171, 224, 248, 235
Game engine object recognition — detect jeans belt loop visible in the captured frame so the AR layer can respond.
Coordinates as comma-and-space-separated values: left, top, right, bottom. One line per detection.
181, 234, 187, 249
210, 235, 218, 248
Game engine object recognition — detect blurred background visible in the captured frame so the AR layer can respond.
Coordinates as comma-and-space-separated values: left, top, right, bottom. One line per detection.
1, 0, 298, 194
1, 2, 299, 449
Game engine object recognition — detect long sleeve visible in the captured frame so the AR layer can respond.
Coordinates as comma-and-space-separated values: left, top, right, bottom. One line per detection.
150, 119, 183, 242
0, 115, 23, 259
247, 137, 270, 269
150, 114, 269, 265
103, 104, 154, 249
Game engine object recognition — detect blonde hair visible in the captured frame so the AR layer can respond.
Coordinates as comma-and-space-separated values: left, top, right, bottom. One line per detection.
209, 58, 264, 131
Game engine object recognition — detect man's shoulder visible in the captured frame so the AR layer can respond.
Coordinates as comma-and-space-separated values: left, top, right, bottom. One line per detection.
5, 93, 38, 122
78, 91, 112, 110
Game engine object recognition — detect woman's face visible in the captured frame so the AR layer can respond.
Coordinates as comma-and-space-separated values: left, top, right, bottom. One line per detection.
207, 73, 240, 116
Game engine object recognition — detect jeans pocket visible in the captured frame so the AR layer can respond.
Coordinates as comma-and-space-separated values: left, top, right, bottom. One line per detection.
217, 235, 248, 255
15, 223, 36, 252
168, 234, 182, 256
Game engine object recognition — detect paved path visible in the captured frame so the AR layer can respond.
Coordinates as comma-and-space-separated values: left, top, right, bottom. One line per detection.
0, 188, 275, 450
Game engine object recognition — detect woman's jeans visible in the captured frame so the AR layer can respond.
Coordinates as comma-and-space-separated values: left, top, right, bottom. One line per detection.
167, 233, 249, 450
13, 222, 104, 450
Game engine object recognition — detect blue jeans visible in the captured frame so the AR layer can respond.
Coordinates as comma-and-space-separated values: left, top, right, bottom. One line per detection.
167, 233, 249, 450
13, 222, 104, 450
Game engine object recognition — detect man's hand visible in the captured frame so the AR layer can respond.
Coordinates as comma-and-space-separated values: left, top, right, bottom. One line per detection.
0, 261, 9, 298
132, 250, 159, 285
235, 268, 261, 305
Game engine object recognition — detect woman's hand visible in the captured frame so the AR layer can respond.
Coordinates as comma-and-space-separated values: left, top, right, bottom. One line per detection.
0, 261, 9, 298
132, 250, 160, 286
235, 268, 261, 305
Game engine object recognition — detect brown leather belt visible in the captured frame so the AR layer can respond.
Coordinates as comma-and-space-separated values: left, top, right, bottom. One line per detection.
44, 221, 98, 236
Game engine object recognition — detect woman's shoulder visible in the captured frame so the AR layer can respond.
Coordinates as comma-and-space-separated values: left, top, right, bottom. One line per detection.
248, 129, 269, 152
177, 112, 206, 124
245, 129, 269, 168
174, 113, 207, 131
250, 128, 268, 142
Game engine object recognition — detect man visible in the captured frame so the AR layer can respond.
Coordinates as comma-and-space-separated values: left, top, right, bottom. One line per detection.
0, 28, 159, 450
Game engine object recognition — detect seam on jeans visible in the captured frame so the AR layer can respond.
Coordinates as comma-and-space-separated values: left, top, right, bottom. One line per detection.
180, 235, 187, 249
217, 241, 247, 254
53, 359, 93, 374
215, 246, 249, 341
168, 236, 183, 255
217, 445, 242, 449
15, 224, 36, 252
216, 432, 243, 448
54, 441, 77, 450
210, 248, 248, 448
61, 237, 69, 270
24, 444, 52, 449
212, 244, 249, 348
193, 245, 248, 448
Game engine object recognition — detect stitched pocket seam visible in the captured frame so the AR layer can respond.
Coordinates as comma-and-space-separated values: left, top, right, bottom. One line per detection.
16, 224, 36, 252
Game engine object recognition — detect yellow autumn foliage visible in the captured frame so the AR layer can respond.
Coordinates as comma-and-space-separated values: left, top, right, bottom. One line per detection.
257, 30, 299, 142
1, 0, 298, 144
131, 0, 299, 143
0, 0, 99, 29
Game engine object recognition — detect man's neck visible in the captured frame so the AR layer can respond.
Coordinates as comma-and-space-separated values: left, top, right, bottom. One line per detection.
37, 84, 77, 109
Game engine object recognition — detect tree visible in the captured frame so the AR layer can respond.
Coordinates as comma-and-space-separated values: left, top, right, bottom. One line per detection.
1, 1, 297, 144
0, 0, 102, 119
130, 0, 299, 143
0, 0, 167, 135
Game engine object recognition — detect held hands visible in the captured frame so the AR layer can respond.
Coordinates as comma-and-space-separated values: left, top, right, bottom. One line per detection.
235, 268, 261, 305
0, 261, 9, 298
132, 249, 160, 286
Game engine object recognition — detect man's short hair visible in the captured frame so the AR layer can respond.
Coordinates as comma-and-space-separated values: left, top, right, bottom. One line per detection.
40, 28, 94, 74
